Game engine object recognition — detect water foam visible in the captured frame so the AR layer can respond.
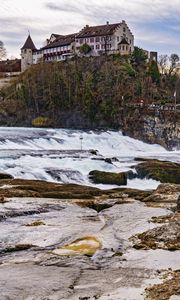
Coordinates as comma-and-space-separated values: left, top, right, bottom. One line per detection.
0, 127, 179, 189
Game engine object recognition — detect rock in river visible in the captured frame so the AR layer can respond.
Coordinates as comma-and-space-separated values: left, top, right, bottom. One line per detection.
134, 159, 180, 184
89, 170, 127, 185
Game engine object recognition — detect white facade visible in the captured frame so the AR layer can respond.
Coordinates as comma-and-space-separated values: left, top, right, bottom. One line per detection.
75, 21, 134, 56
21, 21, 134, 71
21, 49, 34, 72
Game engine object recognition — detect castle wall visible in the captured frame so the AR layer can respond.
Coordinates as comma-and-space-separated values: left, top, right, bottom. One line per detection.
21, 49, 33, 72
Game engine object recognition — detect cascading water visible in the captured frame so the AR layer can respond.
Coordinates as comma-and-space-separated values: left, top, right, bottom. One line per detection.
0, 127, 179, 189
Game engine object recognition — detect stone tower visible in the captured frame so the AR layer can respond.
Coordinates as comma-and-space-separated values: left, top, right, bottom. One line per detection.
21, 35, 36, 72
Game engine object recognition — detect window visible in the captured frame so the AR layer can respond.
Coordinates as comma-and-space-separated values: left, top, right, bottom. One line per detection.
101, 37, 104, 42
91, 45, 94, 50
96, 44, 100, 50
117, 36, 119, 42
90, 37, 94, 43
126, 46, 128, 51
95, 37, 100, 42
130, 39, 131, 44
123, 27, 126, 32
122, 45, 125, 51
80, 39, 83, 44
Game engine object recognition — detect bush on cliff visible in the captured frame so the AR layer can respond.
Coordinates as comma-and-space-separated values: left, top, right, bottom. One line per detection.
32, 116, 51, 127
0, 53, 179, 128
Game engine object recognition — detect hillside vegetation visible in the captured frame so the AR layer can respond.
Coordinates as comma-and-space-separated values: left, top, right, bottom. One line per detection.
0, 50, 179, 127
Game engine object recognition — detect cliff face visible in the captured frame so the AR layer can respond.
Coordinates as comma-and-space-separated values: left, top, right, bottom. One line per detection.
122, 108, 180, 150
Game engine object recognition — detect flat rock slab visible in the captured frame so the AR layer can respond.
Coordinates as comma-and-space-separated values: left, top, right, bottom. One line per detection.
0, 195, 179, 300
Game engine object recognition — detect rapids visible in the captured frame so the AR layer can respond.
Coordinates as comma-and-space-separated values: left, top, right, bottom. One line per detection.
0, 127, 179, 189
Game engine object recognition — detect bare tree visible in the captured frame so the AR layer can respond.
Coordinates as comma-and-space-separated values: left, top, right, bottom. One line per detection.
0, 41, 6, 61
169, 53, 179, 75
158, 54, 168, 74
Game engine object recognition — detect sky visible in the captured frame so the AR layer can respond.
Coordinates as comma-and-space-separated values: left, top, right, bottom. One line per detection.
0, 0, 180, 58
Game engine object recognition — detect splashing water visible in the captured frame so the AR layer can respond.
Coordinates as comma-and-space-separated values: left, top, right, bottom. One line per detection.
0, 127, 179, 189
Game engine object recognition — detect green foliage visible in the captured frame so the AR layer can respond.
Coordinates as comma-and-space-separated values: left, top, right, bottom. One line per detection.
131, 46, 147, 66
148, 60, 160, 83
121, 63, 136, 76
79, 43, 92, 55
1, 55, 179, 128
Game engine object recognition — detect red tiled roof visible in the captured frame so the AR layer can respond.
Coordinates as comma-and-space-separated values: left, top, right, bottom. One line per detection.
76, 23, 122, 38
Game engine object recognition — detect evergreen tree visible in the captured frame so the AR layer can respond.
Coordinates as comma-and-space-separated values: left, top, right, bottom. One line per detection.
148, 60, 160, 84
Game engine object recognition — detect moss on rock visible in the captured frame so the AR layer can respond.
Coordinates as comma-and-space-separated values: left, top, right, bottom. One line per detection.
0, 173, 13, 180
89, 170, 127, 185
145, 271, 180, 300
131, 213, 180, 250
135, 159, 180, 184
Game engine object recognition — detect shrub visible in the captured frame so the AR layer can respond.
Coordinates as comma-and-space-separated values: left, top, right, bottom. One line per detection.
32, 116, 51, 127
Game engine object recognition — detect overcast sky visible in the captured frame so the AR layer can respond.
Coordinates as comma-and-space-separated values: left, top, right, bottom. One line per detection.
0, 0, 180, 58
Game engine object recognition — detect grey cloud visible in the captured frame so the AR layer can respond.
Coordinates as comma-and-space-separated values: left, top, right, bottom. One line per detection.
44, 0, 180, 24
45, 2, 80, 13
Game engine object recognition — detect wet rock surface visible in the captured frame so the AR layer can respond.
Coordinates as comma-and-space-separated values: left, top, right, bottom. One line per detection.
132, 213, 180, 250
89, 170, 127, 185
145, 271, 180, 300
144, 183, 180, 208
0, 180, 179, 299
134, 159, 180, 184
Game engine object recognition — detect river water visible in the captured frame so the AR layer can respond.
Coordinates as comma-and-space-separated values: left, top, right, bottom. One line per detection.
0, 127, 179, 190
0, 127, 180, 300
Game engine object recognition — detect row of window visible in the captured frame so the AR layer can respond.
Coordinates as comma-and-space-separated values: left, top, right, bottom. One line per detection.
76, 36, 112, 44
46, 56, 66, 62
76, 43, 112, 51
43, 45, 70, 54
119, 45, 130, 51
33, 46, 70, 56
76, 36, 132, 45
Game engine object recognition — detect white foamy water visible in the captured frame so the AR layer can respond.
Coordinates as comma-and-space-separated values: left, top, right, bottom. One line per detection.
0, 127, 179, 189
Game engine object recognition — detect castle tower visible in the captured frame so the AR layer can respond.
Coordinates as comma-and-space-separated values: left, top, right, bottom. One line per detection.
21, 34, 36, 72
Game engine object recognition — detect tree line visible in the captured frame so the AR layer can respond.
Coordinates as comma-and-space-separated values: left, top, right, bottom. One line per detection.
0, 46, 179, 127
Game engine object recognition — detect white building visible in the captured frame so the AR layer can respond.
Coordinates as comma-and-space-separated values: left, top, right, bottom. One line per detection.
75, 21, 134, 56
21, 21, 134, 71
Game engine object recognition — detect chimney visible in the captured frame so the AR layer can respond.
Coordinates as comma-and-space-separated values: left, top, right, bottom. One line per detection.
106, 21, 109, 25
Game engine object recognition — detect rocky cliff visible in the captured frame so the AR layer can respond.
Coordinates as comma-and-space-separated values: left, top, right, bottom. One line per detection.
122, 107, 180, 150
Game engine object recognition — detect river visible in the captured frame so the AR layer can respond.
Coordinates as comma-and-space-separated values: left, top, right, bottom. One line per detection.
0, 127, 179, 190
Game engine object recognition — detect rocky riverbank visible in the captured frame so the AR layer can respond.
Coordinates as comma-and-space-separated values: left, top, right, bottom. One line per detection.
0, 175, 179, 300
122, 107, 180, 150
